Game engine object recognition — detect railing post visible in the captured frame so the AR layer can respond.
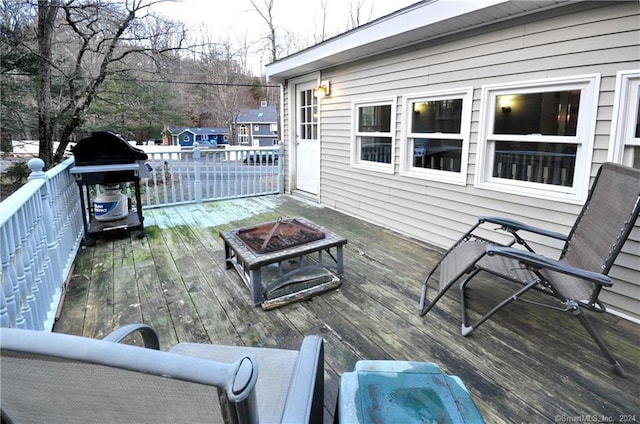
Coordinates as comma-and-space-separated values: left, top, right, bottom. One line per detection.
193, 142, 203, 204
1, 226, 24, 328
28, 158, 61, 304
278, 144, 285, 194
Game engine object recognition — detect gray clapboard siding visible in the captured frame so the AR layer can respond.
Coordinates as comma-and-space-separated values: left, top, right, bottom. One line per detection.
279, 2, 640, 320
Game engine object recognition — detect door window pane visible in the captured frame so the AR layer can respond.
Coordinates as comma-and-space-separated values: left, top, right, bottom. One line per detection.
299, 88, 317, 141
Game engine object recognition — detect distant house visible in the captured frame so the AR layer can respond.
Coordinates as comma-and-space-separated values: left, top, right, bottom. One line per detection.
165, 126, 229, 147
235, 101, 278, 146
265, 1, 640, 321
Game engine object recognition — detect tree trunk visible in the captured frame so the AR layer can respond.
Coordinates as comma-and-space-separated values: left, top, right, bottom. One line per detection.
36, 0, 59, 168
1, 129, 12, 153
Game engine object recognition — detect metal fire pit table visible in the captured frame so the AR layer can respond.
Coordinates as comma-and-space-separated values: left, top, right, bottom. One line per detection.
220, 217, 347, 306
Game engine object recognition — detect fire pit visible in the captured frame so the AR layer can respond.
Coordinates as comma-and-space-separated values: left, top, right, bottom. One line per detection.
220, 218, 347, 309
237, 218, 325, 254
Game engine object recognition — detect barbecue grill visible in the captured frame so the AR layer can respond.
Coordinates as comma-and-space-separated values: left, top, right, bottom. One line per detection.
70, 131, 149, 245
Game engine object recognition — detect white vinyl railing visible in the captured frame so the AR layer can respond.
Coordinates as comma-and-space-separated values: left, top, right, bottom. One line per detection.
0, 158, 83, 330
0, 144, 284, 330
139, 144, 283, 208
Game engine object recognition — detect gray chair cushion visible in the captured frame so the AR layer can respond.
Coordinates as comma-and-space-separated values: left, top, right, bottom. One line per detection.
170, 343, 299, 423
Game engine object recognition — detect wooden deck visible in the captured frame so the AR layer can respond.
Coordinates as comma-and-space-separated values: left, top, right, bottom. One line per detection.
54, 195, 640, 423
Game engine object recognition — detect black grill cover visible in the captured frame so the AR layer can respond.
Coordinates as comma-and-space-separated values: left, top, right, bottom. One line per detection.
72, 131, 147, 166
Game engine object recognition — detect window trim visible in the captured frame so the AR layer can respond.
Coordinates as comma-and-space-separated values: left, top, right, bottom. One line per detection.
350, 97, 397, 174
400, 87, 473, 185
475, 74, 600, 204
238, 125, 249, 144
608, 69, 640, 167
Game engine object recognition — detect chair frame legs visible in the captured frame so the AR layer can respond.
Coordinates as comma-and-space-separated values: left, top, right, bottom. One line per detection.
571, 304, 628, 378
420, 248, 628, 377
459, 273, 539, 336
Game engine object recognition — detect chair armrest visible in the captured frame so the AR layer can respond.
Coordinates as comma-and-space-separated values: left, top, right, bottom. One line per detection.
486, 246, 612, 287
281, 335, 324, 424
479, 216, 568, 241
102, 323, 160, 350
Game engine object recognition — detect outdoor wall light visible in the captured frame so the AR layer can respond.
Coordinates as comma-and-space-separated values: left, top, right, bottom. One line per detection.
314, 80, 331, 98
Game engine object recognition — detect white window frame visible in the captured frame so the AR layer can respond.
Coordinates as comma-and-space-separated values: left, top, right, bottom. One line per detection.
400, 88, 473, 185
475, 74, 600, 204
350, 97, 397, 174
238, 125, 249, 144
608, 69, 640, 168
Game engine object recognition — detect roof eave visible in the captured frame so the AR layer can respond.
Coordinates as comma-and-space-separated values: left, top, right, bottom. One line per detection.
265, 0, 575, 83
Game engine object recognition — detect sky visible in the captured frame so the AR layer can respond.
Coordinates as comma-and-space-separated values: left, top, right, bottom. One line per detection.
150, 0, 418, 74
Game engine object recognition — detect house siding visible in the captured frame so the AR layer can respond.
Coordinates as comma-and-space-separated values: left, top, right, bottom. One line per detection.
284, 2, 639, 320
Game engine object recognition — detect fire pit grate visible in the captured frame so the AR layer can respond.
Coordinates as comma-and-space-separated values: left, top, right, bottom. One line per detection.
237, 218, 326, 254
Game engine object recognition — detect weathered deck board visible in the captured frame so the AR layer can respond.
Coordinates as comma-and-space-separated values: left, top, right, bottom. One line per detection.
112, 236, 143, 329
55, 195, 640, 423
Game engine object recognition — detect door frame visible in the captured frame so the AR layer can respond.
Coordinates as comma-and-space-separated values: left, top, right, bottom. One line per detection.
287, 73, 321, 200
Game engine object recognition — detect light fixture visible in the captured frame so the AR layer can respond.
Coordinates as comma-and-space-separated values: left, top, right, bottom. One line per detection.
314, 80, 331, 98
498, 96, 512, 113
413, 102, 427, 114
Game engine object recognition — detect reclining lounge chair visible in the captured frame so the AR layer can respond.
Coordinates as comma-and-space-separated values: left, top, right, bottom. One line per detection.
0, 324, 324, 423
419, 162, 640, 377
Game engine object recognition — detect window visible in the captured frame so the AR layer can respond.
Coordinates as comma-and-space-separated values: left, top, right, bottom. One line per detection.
476, 75, 600, 203
238, 125, 249, 144
609, 70, 640, 169
351, 99, 396, 173
401, 88, 472, 184
300, 89, 318, 140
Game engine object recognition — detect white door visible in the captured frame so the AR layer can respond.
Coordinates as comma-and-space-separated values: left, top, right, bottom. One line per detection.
295, 81, 320, 195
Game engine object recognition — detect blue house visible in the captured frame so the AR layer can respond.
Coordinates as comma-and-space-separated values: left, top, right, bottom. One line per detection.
236, 102, 278, 147
166, 126, 229, 147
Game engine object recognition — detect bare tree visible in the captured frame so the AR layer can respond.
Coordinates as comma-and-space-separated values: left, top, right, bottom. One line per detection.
209, 39, 255, 144
249, 0, 277, 63
347, 0, 373, 30
313, 0, 328, 43
249, 0, 283, 139
35, 0, 186, 166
